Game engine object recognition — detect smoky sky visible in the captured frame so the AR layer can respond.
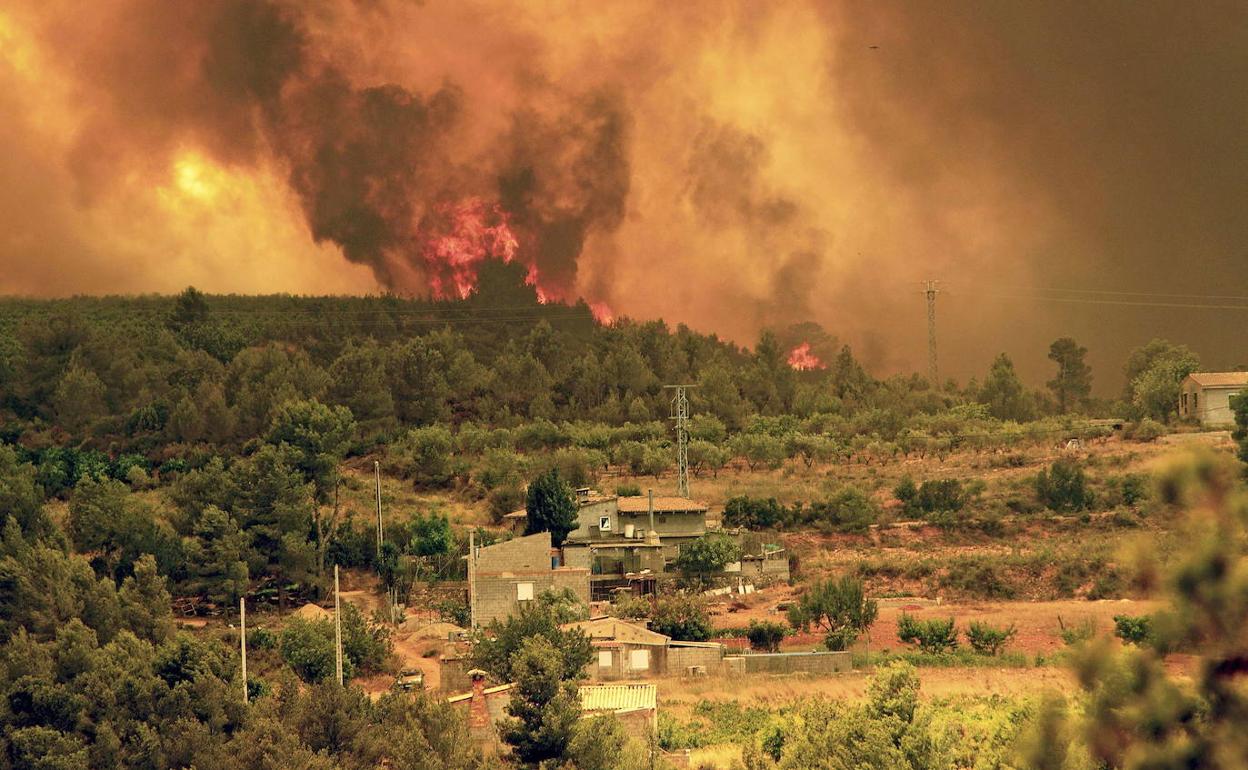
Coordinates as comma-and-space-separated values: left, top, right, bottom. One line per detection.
1, 0, 1246, 389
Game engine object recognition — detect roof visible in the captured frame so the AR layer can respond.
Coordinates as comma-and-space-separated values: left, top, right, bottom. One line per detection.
578, 683, 657, 712
1186, 372, 1248, 388
617, 496, 708, 514
562, 617, 670, 646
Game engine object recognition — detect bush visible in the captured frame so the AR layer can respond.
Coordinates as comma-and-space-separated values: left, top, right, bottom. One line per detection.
390, 426, 456, 488
1058, 617, 1096, 646
745, 620, 787, 652
1113, 614, 1153, 646
897, 613, 958, 654
805, 487, 878, 534
965, 621, 1017, 655
1131, 417, 1165, 442
723, 496, 789, 530
1036, 458, 1090, 512
649, 594, 713, 642
615, 483, 642, 497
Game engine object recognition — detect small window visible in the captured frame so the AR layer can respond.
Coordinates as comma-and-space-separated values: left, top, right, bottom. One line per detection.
598, 650, 613, 667
599, 516, 611, 531
629, 649, 650, 670
516, 582, 534, 601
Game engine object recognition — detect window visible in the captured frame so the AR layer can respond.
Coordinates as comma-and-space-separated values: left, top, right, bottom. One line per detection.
629, 649, 650, 670
598, 650, 613, 668
516, 582, 534, 601
599, 516, 611, 531
1193, 392, 1199, 411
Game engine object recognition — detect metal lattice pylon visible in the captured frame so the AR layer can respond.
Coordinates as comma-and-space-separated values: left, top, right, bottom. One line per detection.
924, 280, 940, 384
665, 385, 695, 498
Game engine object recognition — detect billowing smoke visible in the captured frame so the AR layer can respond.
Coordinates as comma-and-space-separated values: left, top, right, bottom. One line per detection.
1, 0, 1246, 384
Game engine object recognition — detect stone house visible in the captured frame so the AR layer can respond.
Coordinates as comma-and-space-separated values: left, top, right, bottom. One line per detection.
466, 531, 590, 628
1179, 372, 1248, 427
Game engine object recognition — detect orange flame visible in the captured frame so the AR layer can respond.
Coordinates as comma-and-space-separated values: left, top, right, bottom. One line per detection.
588, 301, 614, 325
420, 198, 519, 299
787, 342, 824, 370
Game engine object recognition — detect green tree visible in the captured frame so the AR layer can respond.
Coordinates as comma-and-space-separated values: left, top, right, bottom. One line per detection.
391, 425, 457, 489
787, 575, 878, 651
1231, 393, 1248, 463
499, 636, 582, 765
1047, 337, 1092, 413
978, 353, 1035, 421
266, 398, 355, 502
566, 714, 649, 770
1036, 459, 1090, 512
469, 594, 592, 683
0, 445, 56, 539
524, 468, 578, 547
674, 533, 742, 585
649, 593, 713, 641
1123, 339, 1200, 421
1024, 451, 1248, 768
52, 362, 107, 435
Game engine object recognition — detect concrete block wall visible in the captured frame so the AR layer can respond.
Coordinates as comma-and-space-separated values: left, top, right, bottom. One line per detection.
667, 644, 724, 673
728, 650, 851, 675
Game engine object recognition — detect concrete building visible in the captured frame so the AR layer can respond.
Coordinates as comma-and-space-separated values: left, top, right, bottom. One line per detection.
563, 616, 671, 680
1179, 372, 1248, 427
466, 531, 590, 628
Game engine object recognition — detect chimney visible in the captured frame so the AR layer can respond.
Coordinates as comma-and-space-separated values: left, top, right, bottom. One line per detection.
467, 669, 490, 730
646, 489, 659, 545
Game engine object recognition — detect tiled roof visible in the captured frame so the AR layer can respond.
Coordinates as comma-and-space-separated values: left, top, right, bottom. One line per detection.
578, 683, 657, 713
617, 496, 708, 513
1187, 372, 1248, 387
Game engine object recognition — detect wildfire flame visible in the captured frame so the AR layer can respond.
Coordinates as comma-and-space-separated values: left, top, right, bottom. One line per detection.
419, 196, 613, 321
787, 342, 824, 371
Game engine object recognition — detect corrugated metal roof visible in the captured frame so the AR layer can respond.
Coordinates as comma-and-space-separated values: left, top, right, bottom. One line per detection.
578, 683, 657, 712
1187, 372, 1248, 387
617, 496, 708, 513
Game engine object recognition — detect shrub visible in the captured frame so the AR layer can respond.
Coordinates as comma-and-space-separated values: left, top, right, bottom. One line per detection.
893, 476, 917, 506
1058, 617, 1096, 646
649, 594, 713, 642
433, 595, 471, 628
1036, 458, 1090, 512
1131, 417, 1165, 442
615, 483, 642, 497
390, 426, 456, 488
745, 621, 787, 653
805, 487, 878, 534
896, 613, 958, 654
965, 621, 1017, 655
1113, 614, 1153, 646
723, 496, 789, 530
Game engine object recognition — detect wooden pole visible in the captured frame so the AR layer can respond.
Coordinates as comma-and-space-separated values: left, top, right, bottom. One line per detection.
240, 597, 248, 704
334, 564, 344, 686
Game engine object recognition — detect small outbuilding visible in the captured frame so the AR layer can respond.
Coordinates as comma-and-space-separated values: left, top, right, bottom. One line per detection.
1178, 372, 1248, 427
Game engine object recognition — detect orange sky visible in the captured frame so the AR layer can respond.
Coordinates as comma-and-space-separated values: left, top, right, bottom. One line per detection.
2, 1, 1246, 384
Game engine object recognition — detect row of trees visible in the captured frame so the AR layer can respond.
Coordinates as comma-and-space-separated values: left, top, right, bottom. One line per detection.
0, 287, 1210, 461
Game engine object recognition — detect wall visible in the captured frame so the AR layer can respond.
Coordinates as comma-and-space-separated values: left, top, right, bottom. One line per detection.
1199, 387, 1241, 426
469, 532, 590, 627
667, 643, 724, 673
587, 643, 667, 680
725, 651, 852, 675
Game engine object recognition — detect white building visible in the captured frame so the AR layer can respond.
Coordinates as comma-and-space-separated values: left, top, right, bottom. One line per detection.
1178, 372, 1248, 427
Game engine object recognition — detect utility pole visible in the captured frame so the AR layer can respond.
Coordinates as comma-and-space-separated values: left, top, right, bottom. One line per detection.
924, 280, 940, 385
334, 564, 344, 686
239, 597, 248, 704
664, 385, 695, 498
374, 460, 383, 559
